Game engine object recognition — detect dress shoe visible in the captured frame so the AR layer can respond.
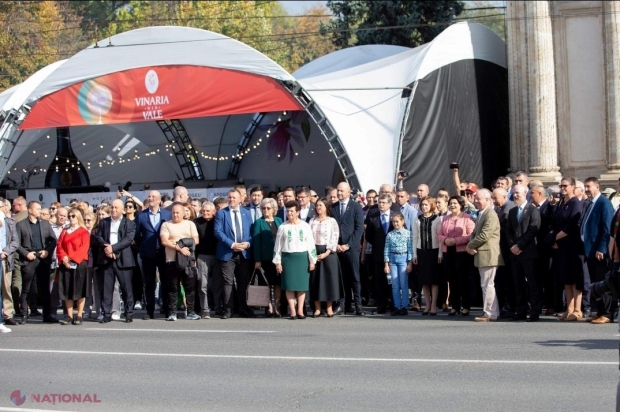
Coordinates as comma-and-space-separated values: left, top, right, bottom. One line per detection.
239, 311, 256, 318
391, 309, 400, 316
591, 316, 611, 324
42, 317, 59, 324
344, 306, 355, 314
220, 311, 232, 319
448, 310, 458, 317
143, 313, 154, 320
125, 317, 133, 323
20, 316, 27, 325
460, 310, 470, 317
474, 316, 496, 322
526, 314, 540, 322
99, 317, 112, 324
583, 309, 591, 318
4, 318, 18, 326
399, 308, 408, 316
29, 309, 42, 317
355, 307, 366, 316
333, 306, 344, 316
509, 314, 527, 321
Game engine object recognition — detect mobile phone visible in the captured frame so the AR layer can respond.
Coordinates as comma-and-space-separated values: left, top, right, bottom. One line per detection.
552, 192, 561, 199
450, 162, 459, 169
118, 185, 123, 192
460, 190, 466, 196
399, 170, 409, 177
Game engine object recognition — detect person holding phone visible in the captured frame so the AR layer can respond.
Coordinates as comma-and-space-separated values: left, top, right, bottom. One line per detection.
57, 208, 91, 325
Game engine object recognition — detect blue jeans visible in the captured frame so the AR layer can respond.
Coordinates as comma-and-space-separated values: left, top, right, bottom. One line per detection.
389, 253, 409, 309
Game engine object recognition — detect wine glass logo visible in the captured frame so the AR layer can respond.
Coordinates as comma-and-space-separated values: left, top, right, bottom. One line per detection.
145, 70, 159, 94
78, 80, 114, 125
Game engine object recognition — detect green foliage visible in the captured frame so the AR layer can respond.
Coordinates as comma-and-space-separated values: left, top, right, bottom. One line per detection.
322, 0, 465, 48
457, 1, 505, 41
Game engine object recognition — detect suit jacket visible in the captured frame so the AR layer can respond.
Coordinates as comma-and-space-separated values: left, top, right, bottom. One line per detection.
16, 217, 57, 265
506, 202, 541, 261
94, 217, 136, 268
497, 200, 516, 251
364, 208, 394, 261
301, 203, 316, 223
467, 207, 504, 268
535, 200, 555, 248
214, 206, 253, 261
331, 200, 364, 250
134, 207, 172, 258
397, 202, 417, 233
252, 217, 283, 262
2, 216, 18, 271
581, 195, 614, 258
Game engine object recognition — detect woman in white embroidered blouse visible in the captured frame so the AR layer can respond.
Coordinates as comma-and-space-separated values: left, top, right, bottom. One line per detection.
273, 201, 317, 319
309, 198, 342, 317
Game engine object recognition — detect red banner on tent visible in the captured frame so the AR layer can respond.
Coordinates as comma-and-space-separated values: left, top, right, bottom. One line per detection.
20, 65, 303, 130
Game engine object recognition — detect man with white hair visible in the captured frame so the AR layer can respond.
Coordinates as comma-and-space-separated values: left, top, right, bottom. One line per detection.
467, 189, 504, 322
492, 187, 516, 317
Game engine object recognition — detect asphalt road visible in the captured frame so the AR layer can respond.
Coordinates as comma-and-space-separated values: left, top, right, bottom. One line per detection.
0, 310, 617, 412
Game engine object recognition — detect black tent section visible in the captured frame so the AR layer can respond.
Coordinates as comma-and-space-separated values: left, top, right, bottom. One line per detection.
399, 59, 509, 194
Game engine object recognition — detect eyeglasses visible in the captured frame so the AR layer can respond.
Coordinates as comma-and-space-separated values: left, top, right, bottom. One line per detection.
50, 207, 57, 210
311, 195, 318, 198
559, 184, 570, 188
125, 205, 134, 209
68, 215, 77, 219
261, 207, 272, 210
84, 219, 92, 222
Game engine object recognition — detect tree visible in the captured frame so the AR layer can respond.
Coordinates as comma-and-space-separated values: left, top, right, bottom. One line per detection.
457, 1, 505, 41
322, 0, 465, 48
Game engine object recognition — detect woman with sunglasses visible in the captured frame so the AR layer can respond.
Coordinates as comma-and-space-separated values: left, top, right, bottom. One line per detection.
549, 177, 584, 321
124, 199, 144, 311
124, 200, 139, 221
49, 202, 61, 225
252, 198, 283, 317
57, 208, 91, 325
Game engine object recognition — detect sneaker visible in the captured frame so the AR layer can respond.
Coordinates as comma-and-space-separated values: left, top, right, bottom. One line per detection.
167, 314, 177, 321
97, 314, 104, 321
0, 324, 11, 333
111, 313, 121, 321
134, 302, 142, 310
186, 312, 200, 320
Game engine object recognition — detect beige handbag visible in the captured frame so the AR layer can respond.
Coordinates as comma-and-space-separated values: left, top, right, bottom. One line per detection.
246, 267, 271, 307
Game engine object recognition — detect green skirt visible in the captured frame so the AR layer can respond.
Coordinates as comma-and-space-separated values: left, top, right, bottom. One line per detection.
281, 252, 310, 291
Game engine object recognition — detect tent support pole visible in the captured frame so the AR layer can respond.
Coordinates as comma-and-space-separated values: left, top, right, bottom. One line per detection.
394, 81, 418, 185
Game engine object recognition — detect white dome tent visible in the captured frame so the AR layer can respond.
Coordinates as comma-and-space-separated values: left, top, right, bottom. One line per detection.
0, 22, 507, 198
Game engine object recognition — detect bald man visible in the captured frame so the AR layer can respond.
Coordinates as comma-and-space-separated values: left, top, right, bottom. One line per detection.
331, 182, 366, 315
134, 191, 172, 319
95, 199, 137, 323
166, 186, 189, 211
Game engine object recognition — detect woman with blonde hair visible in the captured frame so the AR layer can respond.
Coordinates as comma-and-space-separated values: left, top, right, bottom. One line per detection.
57, 208, 91, 325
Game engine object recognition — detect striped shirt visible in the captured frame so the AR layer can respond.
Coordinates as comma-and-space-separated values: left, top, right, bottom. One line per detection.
384, 228, 413, 262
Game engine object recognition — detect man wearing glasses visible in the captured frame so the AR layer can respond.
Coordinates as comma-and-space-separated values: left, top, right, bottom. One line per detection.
296, 187, 316, 223
247, 187, 263, 223
50, 207, 69, 321
309, 190, 319, 205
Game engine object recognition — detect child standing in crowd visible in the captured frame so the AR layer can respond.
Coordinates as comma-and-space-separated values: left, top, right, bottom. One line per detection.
384, 213, 413, 316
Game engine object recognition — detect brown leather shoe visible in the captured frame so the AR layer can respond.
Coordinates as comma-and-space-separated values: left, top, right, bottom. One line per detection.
591, 316, 611, 324
545, 308, 555, 316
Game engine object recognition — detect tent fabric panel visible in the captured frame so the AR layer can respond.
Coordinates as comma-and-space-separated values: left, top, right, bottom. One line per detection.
399, 59, 509, 194
26, 26, 294, 104
20, 66, 302, 130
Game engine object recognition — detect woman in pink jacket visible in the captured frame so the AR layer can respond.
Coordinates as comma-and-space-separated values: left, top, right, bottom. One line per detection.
437, 196, 475, 316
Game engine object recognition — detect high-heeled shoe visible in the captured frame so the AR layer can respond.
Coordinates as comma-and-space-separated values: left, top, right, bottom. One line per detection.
326, 312, 334, 318
557, 312, 569, 321
429, 311, 437, 316
448, 309, 459, 316
273, 311, 281, 318
265, 308, 273, 318
296, 314, 306, 320
565, 312, 579, 321
460, 310, 470, 317
422, 311, 429, 316
312, 311, 321, 318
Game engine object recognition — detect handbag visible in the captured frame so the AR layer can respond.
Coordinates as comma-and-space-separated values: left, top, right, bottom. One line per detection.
246, 267, 271, 307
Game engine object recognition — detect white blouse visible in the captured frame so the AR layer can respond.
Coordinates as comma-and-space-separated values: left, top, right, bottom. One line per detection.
272, 220, 318, 265
309, 217, 339, 252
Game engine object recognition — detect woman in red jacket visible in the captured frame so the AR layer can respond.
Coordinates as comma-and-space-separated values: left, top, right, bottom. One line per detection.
57, 207, 91, 325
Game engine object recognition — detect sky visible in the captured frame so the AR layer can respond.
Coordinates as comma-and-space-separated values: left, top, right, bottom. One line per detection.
280, 1, 325, 14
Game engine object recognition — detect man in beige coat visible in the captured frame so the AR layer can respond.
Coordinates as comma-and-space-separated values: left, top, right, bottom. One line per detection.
467, 189, 504, 322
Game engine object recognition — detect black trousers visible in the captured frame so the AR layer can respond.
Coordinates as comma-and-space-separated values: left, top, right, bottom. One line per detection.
141, 251, 167, 317
495, 250, 515, 310
443, 248, 472, 311
538, 250, 559, 309
586, 256, 614, 317
102, 260, 134, 318
337, 249, 362, 309
512, 258, 540, 316
372, 260, 390, 310
165, 262, 196, 315
21, 258, 51, 319
217, 253, 250, 313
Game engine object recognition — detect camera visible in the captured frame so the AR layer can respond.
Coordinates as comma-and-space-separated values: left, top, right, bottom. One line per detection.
118, 185, 123, 192
552, 192, 561, 199
399, 170, 409, 178
450, 162, 459, 169
590, 270, 619, 301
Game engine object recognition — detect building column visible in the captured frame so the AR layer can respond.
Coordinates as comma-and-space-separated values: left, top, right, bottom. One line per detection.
506, 1, 528, 174
601, 1, 620, 182
525, 1, 562, 183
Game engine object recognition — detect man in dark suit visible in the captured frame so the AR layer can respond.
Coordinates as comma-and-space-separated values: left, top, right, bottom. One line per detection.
247, 187, 263, 223
530, 185, 558, 314
95, 199, 136, 323
1, 204, 19, 325
276, 187, 296, 221
364, 194, 394, 314
134, 190, 172, 320
331, 182, 365, 315
214, 189, 254, 319
15, 201, 57, 324
492, 187, 516, 317
506, 185, 541, 321
297, 187, 316, 223
581, 177, 615, 324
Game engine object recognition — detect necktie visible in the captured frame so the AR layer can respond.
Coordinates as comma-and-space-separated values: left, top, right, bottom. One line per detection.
340, 202, 345, 216
381, 213, 389, 234
517, 206, 523, 222
581, 201, 593, 237
233, 210, 242, 243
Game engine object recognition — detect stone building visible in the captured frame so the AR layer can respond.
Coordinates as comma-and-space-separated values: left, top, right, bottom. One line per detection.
506, 1, 620, 185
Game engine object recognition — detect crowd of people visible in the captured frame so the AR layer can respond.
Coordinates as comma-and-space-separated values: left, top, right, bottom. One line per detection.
0, 167, 618, 332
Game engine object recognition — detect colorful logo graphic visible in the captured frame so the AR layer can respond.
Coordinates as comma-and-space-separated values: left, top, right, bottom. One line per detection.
77, 80, 113, 125
10, 390, 25, 406
145, 70, 159, 94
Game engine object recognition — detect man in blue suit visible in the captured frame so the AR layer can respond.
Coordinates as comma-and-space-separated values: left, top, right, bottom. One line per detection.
214, 189, 254, 319
134, 190, 172, 320
581, 177, 615, 324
